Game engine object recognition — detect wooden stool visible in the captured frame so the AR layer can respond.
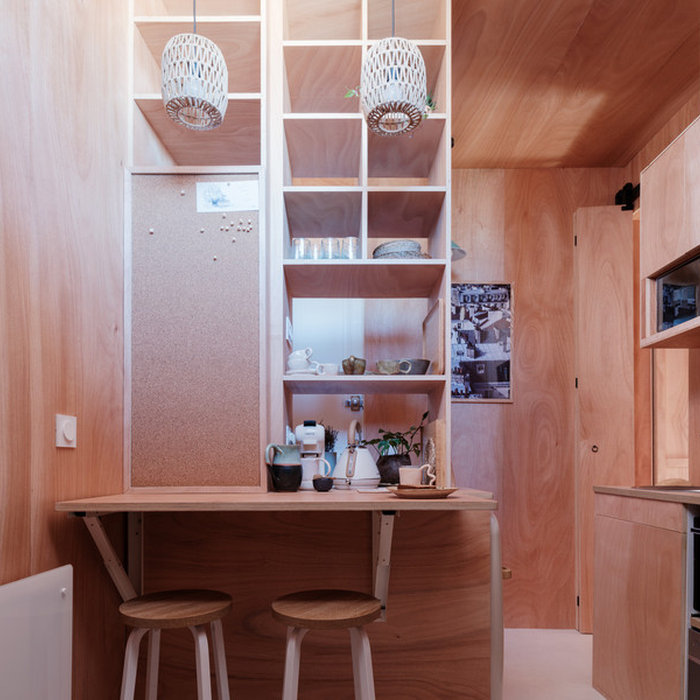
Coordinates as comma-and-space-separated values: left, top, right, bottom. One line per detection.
271, 589, 382, 700
119, 589, 232, 700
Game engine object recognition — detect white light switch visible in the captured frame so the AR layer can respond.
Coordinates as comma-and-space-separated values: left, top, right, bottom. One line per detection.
55, 414, 77, 448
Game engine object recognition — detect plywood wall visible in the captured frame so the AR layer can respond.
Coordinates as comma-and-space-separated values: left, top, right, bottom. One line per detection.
0, 0, 128, 695
451, 168, 623, 627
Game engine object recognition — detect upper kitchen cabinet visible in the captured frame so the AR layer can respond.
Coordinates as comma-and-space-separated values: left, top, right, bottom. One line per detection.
131, 0, 263, 167
640, 114, 700, 348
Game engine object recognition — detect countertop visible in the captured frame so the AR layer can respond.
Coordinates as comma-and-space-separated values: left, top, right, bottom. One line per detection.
55, 487, 497, 514
594, 484, 700, 505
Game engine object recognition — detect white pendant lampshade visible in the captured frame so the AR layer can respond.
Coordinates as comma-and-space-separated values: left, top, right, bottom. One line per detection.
360, 36, 427, 136
161, 33, 228, 131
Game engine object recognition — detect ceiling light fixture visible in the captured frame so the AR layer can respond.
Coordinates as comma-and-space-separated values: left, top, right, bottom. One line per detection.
161, 0, 228, 131
360, 0, 427, 136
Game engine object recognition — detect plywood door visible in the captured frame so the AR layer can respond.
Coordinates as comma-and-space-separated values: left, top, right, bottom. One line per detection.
130, 174, 263, 488
574, 206, 635, 632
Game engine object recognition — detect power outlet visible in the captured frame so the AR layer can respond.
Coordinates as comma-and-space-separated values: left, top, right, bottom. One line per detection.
55, 414, 77, 448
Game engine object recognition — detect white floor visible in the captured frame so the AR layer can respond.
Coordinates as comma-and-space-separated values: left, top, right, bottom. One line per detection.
503, 629, 604, 699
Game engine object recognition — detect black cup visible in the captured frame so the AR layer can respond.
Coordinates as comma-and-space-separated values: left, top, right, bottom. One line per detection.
267, 463, 302, 492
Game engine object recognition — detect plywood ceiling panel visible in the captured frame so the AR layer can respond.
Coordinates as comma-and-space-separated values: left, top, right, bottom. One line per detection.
452, 0, 700, 168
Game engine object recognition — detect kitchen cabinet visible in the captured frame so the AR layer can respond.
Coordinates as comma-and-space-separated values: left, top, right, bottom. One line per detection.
640, 114, 700, 348
131, 0, 263, 167
267, 0, 452, 483
593, 492, 687, 699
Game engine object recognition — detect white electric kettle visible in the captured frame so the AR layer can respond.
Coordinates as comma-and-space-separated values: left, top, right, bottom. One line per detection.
333, 419, 380, 489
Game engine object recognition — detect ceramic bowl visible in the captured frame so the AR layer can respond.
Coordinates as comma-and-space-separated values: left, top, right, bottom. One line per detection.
312, 475, 334, 492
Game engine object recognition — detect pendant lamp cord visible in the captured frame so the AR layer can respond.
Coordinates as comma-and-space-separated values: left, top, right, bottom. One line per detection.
193, 0, 197, 34
391, 0, 395, 36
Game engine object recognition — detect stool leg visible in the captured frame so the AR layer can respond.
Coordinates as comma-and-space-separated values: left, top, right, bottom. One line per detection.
189, 624, 213, 700
120, 627, 149, 700
349, 627, 376, 700
145, 629, 161, 700
282, 626, 308, 700
209, 619, 231, 700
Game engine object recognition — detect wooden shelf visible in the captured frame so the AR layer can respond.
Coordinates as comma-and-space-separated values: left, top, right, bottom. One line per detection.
284, 44, 362, 113
367, 117, 447, 184
282, 42, 445, 115
284, 189, 362, 238
368, 0, 447, 40
284, 0, 362, 41
367, 189, 445, 238
135, 0, 260, 15
284, 117, 362, 182
134, 18, 261, 93
641, 316, 700, 348
282, 374, 447, 394
134, 96, 260, 165
284, 260, 446, 298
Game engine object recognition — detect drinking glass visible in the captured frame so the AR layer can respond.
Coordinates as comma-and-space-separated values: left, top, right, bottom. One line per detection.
320, 237, 341, 259
341, 237, 358, 259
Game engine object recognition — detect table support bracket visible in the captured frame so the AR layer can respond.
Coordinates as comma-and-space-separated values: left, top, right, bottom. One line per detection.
372, 511, 395, 621
490, 513, 503, 700
81, 515, 138, 602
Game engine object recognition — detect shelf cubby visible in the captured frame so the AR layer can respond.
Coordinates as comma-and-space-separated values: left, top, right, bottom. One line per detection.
368, 0, 446, 40
284, 189, 362, 240
284, 0, 361, 41
135, 0, 259, 15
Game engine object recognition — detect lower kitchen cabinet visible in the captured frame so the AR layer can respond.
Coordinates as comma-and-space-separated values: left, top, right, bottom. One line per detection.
593, 493, 687, 699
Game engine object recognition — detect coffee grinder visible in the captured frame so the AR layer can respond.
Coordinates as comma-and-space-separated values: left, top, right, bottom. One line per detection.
294, 420, 329, 489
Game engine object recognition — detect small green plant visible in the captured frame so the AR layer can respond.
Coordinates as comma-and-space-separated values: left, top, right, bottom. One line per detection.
363, 411, 429, 457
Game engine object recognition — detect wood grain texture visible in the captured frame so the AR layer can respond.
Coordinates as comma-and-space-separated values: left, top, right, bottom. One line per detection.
135, 97, 261, 166
1, 1, 129, 697
573, 207, 635, 633
451, 168, 623, 627
594, 492, 686, 532
452, 0, 700, 168
142, 509, 492, 698
130, 174, 261, 488
593, 503, 686, 699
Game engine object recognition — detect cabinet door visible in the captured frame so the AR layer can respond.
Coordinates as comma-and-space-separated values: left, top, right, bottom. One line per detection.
129, 173, 263, 488
574, 206, 635, 633
640, 132, 686, 280
593, 501, 686, 700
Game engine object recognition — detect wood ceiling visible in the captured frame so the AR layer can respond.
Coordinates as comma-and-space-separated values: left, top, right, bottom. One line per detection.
451, 0, 700, 168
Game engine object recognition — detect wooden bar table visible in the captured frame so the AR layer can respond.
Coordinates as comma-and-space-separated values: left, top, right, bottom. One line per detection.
57, 489, 502, 699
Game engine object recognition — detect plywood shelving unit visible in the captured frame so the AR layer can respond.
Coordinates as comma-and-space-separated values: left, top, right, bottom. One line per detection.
268, 0, 452, 485
131, 0, 263, 166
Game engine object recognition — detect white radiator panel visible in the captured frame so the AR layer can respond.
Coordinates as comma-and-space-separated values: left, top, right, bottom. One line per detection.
0, 565, 73, 699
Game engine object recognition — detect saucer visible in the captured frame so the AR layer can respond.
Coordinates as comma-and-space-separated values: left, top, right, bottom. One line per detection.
388, 487, 457, 499
286, 369, 319, 375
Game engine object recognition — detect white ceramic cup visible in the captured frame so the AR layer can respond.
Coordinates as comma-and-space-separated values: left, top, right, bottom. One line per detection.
318, 362, 338, 375
399, 464, 436, 486
300, 456, 332, 490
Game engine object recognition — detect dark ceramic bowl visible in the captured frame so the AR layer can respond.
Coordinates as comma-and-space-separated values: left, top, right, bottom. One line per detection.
267, 463, 302, 492
403, 358, 431, 375
312, 476, 334, 492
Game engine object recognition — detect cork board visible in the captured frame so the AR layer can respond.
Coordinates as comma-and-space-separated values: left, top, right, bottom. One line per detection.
130, 174, 260, 487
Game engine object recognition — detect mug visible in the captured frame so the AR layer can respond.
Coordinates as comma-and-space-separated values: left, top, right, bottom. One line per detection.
399, 464, 436, 487
402, 358, 431, 375
318, 362, 338, 375
342, 355, 366, 375
289, 347, 313, 360
376, 359, 412, 375
300, 456, 332, 490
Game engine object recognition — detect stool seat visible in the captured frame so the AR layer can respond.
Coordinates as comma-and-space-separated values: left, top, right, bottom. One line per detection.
272, 589, 381, 630
272, 589, 381, 700
119, 589, 232, 629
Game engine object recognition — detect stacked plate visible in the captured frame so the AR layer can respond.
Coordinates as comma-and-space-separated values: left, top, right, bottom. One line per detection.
372, 239, 427, 259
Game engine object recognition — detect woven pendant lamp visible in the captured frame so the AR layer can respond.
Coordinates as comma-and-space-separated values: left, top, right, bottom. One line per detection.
360, 1, 427, 136
161, 1, 228, 131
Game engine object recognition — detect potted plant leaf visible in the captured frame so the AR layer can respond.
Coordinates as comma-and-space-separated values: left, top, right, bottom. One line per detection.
363, 411, 429, 484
